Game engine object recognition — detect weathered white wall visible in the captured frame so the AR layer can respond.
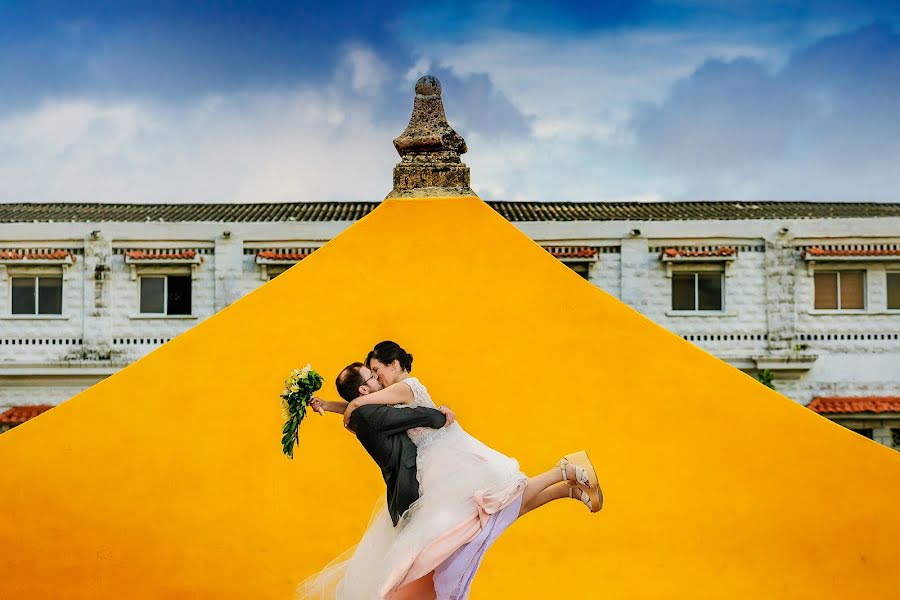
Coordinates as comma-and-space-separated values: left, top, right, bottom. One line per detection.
1, 217, 898, 424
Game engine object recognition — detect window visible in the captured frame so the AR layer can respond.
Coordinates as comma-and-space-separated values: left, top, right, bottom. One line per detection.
849, 428, 873, 440
671, 272, 723, 311
11, 276, 62, 315
266, 265, 291, 280
888, 273, 900, 310
892, 428, 900, 450
139, 275, 191, 315
813, 271, 865, 310
564, 262, 590, 280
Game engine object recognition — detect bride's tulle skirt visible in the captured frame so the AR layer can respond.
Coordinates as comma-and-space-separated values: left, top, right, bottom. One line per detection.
295, 497, 398, 599
297, 423, 526, 599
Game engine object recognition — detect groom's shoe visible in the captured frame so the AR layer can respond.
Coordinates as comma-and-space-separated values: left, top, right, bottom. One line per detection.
560, 451, 603, 513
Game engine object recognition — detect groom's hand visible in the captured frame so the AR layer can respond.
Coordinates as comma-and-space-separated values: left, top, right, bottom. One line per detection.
437, 405, 455, 427
309, 397, 325, 416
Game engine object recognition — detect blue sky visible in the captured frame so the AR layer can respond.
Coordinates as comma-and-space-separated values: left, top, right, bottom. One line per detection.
1, 1, 899, 203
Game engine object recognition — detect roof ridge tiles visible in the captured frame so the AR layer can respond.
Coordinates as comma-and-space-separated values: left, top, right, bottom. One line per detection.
1, 200, 899, 223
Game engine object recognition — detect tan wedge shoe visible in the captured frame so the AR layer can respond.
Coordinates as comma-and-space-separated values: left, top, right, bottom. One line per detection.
566, 482, 600, 512
560, 451, 602, 513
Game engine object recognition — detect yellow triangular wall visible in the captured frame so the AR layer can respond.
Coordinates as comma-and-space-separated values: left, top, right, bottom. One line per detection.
1, 197, 898, 599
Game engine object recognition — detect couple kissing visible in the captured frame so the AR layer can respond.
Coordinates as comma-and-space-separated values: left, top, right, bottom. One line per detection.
298, 341, 603, 600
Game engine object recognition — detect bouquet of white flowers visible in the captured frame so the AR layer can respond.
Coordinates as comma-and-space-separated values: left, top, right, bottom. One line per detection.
280, 364, 324, 459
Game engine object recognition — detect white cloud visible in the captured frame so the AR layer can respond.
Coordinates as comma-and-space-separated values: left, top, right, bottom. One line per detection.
421, 28, 784, 142
393, 27, 800, 201
344, 46, 390, 95
2, 25, 898, 205
629, 23, 900, 201
404, 57, 432, 84
405, 24, 900, 202
0, 100, 158, 158
0, 50, 400, 204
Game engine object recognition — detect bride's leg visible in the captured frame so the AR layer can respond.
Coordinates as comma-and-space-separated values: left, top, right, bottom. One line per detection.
518, 462, 593, 517
518, 465, 571, 517
391, 572, 436, 600
519, 481, 570, 517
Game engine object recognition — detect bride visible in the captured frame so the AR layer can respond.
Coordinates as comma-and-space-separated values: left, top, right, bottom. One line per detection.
298, 341, 603, 599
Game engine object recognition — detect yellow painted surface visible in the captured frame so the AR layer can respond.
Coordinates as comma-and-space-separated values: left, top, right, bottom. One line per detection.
1, 196, 899, 599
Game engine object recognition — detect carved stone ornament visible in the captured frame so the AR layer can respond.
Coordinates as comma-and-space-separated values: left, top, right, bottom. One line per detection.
386, 75, 476, 198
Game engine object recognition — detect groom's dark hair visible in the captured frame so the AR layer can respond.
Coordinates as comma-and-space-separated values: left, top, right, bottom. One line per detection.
336, 362, 366, 402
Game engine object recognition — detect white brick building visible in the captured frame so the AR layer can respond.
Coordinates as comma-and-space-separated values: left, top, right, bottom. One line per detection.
1, 200, 899, 448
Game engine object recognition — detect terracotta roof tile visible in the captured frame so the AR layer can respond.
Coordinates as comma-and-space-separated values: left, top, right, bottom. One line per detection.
547, 248, 598, 259
804, 247, 900, 257
2, 201, 899, 223
257, 250, 310, 261
0, 404, 54, 424
125, 250, 197, 260
0, 249, 75, 261
807, 396, 900, 414
662, 247, 736, 258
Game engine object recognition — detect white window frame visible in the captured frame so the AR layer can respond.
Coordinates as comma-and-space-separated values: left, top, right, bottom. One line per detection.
812, 269, 867, 312
135, 273, 193, 318
664, 261, 731, 316
2, 264, 67, 319
670, 270, 726, 313
9, 274, 64, 316
887, 271, 900, 311
138, 275, 168, 315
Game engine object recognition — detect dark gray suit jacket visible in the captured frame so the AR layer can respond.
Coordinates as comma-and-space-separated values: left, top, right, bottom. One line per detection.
348, 404, 446, 526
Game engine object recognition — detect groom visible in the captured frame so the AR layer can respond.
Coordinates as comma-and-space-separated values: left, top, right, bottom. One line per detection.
313, 361, 454, 526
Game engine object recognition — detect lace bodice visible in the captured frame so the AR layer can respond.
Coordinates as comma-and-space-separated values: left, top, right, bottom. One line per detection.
393, 377, 452, 447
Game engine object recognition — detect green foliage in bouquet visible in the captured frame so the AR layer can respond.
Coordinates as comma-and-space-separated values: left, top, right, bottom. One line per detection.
280, 364, 324, 459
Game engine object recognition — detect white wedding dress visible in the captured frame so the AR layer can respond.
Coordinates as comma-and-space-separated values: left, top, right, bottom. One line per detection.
297, 377, 527, 599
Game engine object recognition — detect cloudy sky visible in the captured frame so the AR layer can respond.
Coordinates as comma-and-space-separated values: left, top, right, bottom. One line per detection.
1, 1, 899, 203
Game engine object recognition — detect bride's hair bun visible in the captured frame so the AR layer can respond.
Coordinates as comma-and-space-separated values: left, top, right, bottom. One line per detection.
369, 340, 413, 373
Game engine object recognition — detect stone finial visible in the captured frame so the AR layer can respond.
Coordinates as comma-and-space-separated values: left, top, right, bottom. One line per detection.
386, 75, 476, 198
